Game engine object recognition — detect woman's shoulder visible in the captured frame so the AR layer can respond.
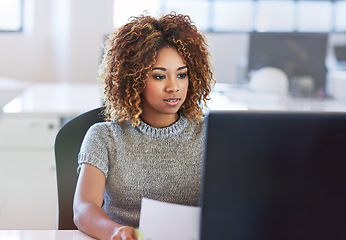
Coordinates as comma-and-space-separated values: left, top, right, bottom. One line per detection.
87, 121, 113, 134
86, 120, 133, 137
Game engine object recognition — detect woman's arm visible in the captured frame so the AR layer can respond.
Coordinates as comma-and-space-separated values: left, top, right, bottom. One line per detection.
73, 164, 137, 240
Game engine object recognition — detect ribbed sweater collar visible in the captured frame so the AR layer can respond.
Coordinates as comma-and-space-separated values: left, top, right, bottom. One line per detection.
136, 115, 189, 139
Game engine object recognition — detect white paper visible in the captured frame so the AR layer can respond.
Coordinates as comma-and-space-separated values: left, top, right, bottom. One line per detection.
139, 198, 201, 240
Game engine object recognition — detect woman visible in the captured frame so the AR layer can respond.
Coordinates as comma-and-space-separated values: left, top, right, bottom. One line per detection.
73, 12, 214, 240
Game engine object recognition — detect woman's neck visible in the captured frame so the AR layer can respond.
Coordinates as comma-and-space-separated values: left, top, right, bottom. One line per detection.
141, 113, 179, 128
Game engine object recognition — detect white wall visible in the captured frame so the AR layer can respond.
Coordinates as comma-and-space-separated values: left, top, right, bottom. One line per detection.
0, 0, 53, 82
0, 0, 114, 83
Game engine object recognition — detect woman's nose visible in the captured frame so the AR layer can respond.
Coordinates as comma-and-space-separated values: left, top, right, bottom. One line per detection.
165, 77, 179, 93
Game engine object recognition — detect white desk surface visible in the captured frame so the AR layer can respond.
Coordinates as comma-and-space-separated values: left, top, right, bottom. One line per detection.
1, 82, 102, 118
209, 83, 346, 112
0, 230, 96, 240
2, 81, 346, 117
0, 77, 30, 110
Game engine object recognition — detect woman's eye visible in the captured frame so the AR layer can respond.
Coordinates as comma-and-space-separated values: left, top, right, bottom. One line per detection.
178, 73, 187, 79
154, 75, 165, 80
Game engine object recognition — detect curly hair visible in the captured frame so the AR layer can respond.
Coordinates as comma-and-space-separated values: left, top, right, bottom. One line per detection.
98, 12, 215, 126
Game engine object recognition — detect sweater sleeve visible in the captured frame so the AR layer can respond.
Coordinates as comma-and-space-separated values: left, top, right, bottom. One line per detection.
77, 122, 111, 178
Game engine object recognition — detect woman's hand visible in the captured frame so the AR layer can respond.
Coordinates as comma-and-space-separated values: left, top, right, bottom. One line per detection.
112, 226, 138, 240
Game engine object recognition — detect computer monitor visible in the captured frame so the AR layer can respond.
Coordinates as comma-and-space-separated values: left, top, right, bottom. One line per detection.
200, 111, 346, 240
247, 32, 328, 95
334, 45, 346, 69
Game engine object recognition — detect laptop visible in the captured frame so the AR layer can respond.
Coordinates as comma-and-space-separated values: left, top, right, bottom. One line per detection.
200, 111, 346, 240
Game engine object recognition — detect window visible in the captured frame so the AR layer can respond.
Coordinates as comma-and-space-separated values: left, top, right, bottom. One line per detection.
113, 0, 160, 29
335, 0, 346, 31
213, 0, 254, 32
297, 1, 332, 32
255, 0, 295, 32
162, 0, 211, 31
0, 0, 23, 32
113, 0, 346, 33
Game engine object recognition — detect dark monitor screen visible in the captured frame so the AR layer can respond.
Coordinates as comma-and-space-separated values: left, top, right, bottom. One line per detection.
247, 32, 328, 93
334, 45, 346, 63
200, 111, 346, 240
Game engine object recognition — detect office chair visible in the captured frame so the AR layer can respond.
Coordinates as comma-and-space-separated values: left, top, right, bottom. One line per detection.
54, 107, 105, 230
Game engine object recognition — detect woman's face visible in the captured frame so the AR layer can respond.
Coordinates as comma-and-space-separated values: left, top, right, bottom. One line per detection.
141, 47, 189, 127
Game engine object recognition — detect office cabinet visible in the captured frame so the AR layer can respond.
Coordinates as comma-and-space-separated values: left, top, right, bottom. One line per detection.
0, 114, 60, 230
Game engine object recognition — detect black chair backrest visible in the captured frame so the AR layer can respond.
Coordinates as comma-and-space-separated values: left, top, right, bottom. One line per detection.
54, 107, 105, 230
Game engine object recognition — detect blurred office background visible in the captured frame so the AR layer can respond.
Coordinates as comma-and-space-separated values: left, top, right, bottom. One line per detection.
1, 0, 346, 230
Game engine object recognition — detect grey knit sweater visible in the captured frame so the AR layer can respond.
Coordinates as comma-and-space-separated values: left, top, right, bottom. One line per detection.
77, 115, 205, 227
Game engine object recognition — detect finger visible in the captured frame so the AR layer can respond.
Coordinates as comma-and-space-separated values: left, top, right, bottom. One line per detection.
119, 228, 137, 240
132, 230, 138, 240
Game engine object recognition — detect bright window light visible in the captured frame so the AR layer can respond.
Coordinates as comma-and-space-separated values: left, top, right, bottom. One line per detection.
213, 0, 254, 32
113, 0, 160, 28
335, 0, 346, 32
297, 1, 332, 32
113, 0, 341, 33
0, 0, 22, 31
255, 0, 295, 32
162, 0, 210, 32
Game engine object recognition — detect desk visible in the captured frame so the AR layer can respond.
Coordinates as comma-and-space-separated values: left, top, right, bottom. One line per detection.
0, 77, 30, 111
2, 82, 102, 116
0, 230, 96, 240
209, 83, 346, 112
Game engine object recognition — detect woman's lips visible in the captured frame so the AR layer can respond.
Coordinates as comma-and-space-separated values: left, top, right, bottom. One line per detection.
164, 98, 180, 106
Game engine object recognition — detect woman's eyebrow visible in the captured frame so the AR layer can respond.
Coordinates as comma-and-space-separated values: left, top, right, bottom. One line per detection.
152, 66, 187, 71
152, 67, 166, 71
177, 66, 188, 71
